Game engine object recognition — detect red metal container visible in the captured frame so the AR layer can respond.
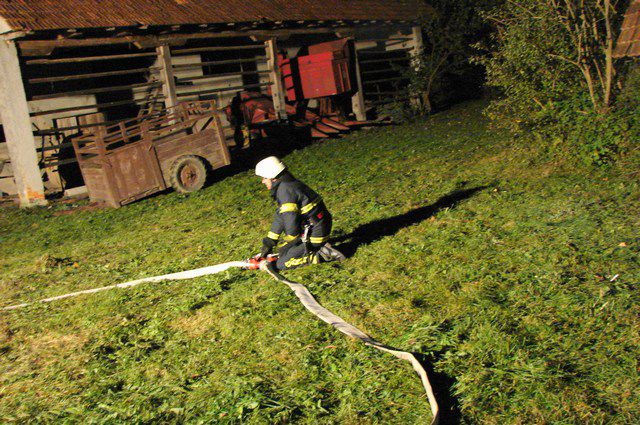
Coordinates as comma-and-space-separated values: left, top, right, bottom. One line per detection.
279, 38, 354, 101
298, 51, 351, 98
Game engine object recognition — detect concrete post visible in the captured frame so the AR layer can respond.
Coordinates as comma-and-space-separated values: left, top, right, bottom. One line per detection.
351, 39, 367, 121
265, 38, 287, 120
157, 45, 178, 111
0, 39, 46, 206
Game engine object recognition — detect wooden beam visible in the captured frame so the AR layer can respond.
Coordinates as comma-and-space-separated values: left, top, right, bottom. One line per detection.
363, 76, 407, 85
264, 38, 287, 120
29, 96, 165, 118
350, 38, 367, 121
25, 52, 157, 65
34, 120, 121, 135
17, 27, 351, 53
28, 67, 160, 84
172, 57, 266, 70
30, 81, 161, 101
176, 70, 269, 84
176, 82, 271, 99
357, 47, 412, 55
359, 37, 412, 42
157, 45, 178, 111
359, 57, 410, 64
361, 68, 398, 76
0, 40, 46, 206
171, 44, 263, 55
367, 91, 404, 96
178, 78, 264, 90
21, 35, 155, 51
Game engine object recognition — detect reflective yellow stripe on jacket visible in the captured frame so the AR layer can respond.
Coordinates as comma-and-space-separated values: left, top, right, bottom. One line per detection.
279, 203, 299, 213
300, 198, 321, 214
309, 235, 329, 244
267, 231, 280, 241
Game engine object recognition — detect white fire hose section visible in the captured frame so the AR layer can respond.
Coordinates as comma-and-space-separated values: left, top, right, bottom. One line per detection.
1, 262, 247, 311
2, 262, 439, 424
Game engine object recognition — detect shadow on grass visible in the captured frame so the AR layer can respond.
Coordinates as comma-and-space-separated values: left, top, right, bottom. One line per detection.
332, 186, 488, 258
414, 352, 463, 424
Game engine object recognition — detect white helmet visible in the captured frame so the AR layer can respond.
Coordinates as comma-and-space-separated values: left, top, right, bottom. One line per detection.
255, 156, 286, 179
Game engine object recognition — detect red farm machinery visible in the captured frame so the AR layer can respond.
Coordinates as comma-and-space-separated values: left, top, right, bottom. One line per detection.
224, 38, 377, 143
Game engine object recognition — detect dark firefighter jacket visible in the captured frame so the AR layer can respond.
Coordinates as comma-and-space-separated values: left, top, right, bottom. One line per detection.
262, 173, 331, 255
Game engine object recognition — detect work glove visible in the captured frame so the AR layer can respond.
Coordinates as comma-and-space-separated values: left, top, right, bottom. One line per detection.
261, 237, 277, 258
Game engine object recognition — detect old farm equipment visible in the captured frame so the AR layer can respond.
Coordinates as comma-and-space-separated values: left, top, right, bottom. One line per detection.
225, 38, 375, 142
285, 38, 353, 100
72, 101, 230, 207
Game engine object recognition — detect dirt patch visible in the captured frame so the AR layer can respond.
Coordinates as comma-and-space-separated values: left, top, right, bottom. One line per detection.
170, 308, 215, 338
0, 192, 107, 215
52, 202, 106, 216
25, 331, 90, 368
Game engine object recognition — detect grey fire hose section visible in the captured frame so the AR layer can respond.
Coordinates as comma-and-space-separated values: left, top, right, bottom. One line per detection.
2, 262, 439, 424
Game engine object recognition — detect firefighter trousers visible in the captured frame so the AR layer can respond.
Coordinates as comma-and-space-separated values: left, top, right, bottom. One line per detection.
276, 215, 332, 270
276, 239, 325, 270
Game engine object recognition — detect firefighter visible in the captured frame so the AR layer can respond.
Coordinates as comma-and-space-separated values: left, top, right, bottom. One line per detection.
254, 156, 345, 271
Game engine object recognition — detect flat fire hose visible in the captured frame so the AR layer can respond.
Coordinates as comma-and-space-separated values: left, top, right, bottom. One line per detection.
1, 262, 439, 423
263, 266, 440, 424
1, 262, 247, 311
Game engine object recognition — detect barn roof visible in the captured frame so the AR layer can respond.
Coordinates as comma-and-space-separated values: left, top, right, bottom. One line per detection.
0, 0, 429, 33
614, 0, 640, 58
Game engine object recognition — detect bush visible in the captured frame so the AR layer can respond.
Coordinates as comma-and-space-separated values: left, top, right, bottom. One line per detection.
376, 99, 417, 124
475, 0, 632, 165
618, 60, 640, 111
478, 0, 625, 116
475, 3, 580, 128
528, 96, 637, 166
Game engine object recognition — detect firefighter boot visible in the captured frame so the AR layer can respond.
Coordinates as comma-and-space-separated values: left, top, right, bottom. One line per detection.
317, 243, 346, 263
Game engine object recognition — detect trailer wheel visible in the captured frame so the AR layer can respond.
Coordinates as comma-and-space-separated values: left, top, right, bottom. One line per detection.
169, 155, 207, 194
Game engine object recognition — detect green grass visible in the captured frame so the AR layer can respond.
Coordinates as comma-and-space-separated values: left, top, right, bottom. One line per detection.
1, 100, 638, 423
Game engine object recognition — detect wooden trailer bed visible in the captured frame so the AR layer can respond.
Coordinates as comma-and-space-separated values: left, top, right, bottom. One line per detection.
72, 101, 230, 207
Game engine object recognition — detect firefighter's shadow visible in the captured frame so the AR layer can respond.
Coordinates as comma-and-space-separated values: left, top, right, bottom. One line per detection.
332, 186, 487, 258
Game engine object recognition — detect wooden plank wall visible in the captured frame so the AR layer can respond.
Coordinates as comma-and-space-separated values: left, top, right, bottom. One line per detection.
17, 37, 270, 192
355, 35, 414, 107
8, 26, 416, 195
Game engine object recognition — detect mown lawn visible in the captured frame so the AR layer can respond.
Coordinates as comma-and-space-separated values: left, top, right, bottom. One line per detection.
1, 100, 638, 424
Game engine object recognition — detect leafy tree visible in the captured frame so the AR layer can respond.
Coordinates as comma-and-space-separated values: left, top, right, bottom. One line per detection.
406, 0, 492, 114
477, 0, 627, 122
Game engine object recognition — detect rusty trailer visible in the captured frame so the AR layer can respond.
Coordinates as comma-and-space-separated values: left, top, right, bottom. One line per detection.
72, 101, 230, 207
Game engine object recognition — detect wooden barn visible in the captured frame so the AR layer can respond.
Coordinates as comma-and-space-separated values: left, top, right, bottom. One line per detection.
0, 0, 431, 207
